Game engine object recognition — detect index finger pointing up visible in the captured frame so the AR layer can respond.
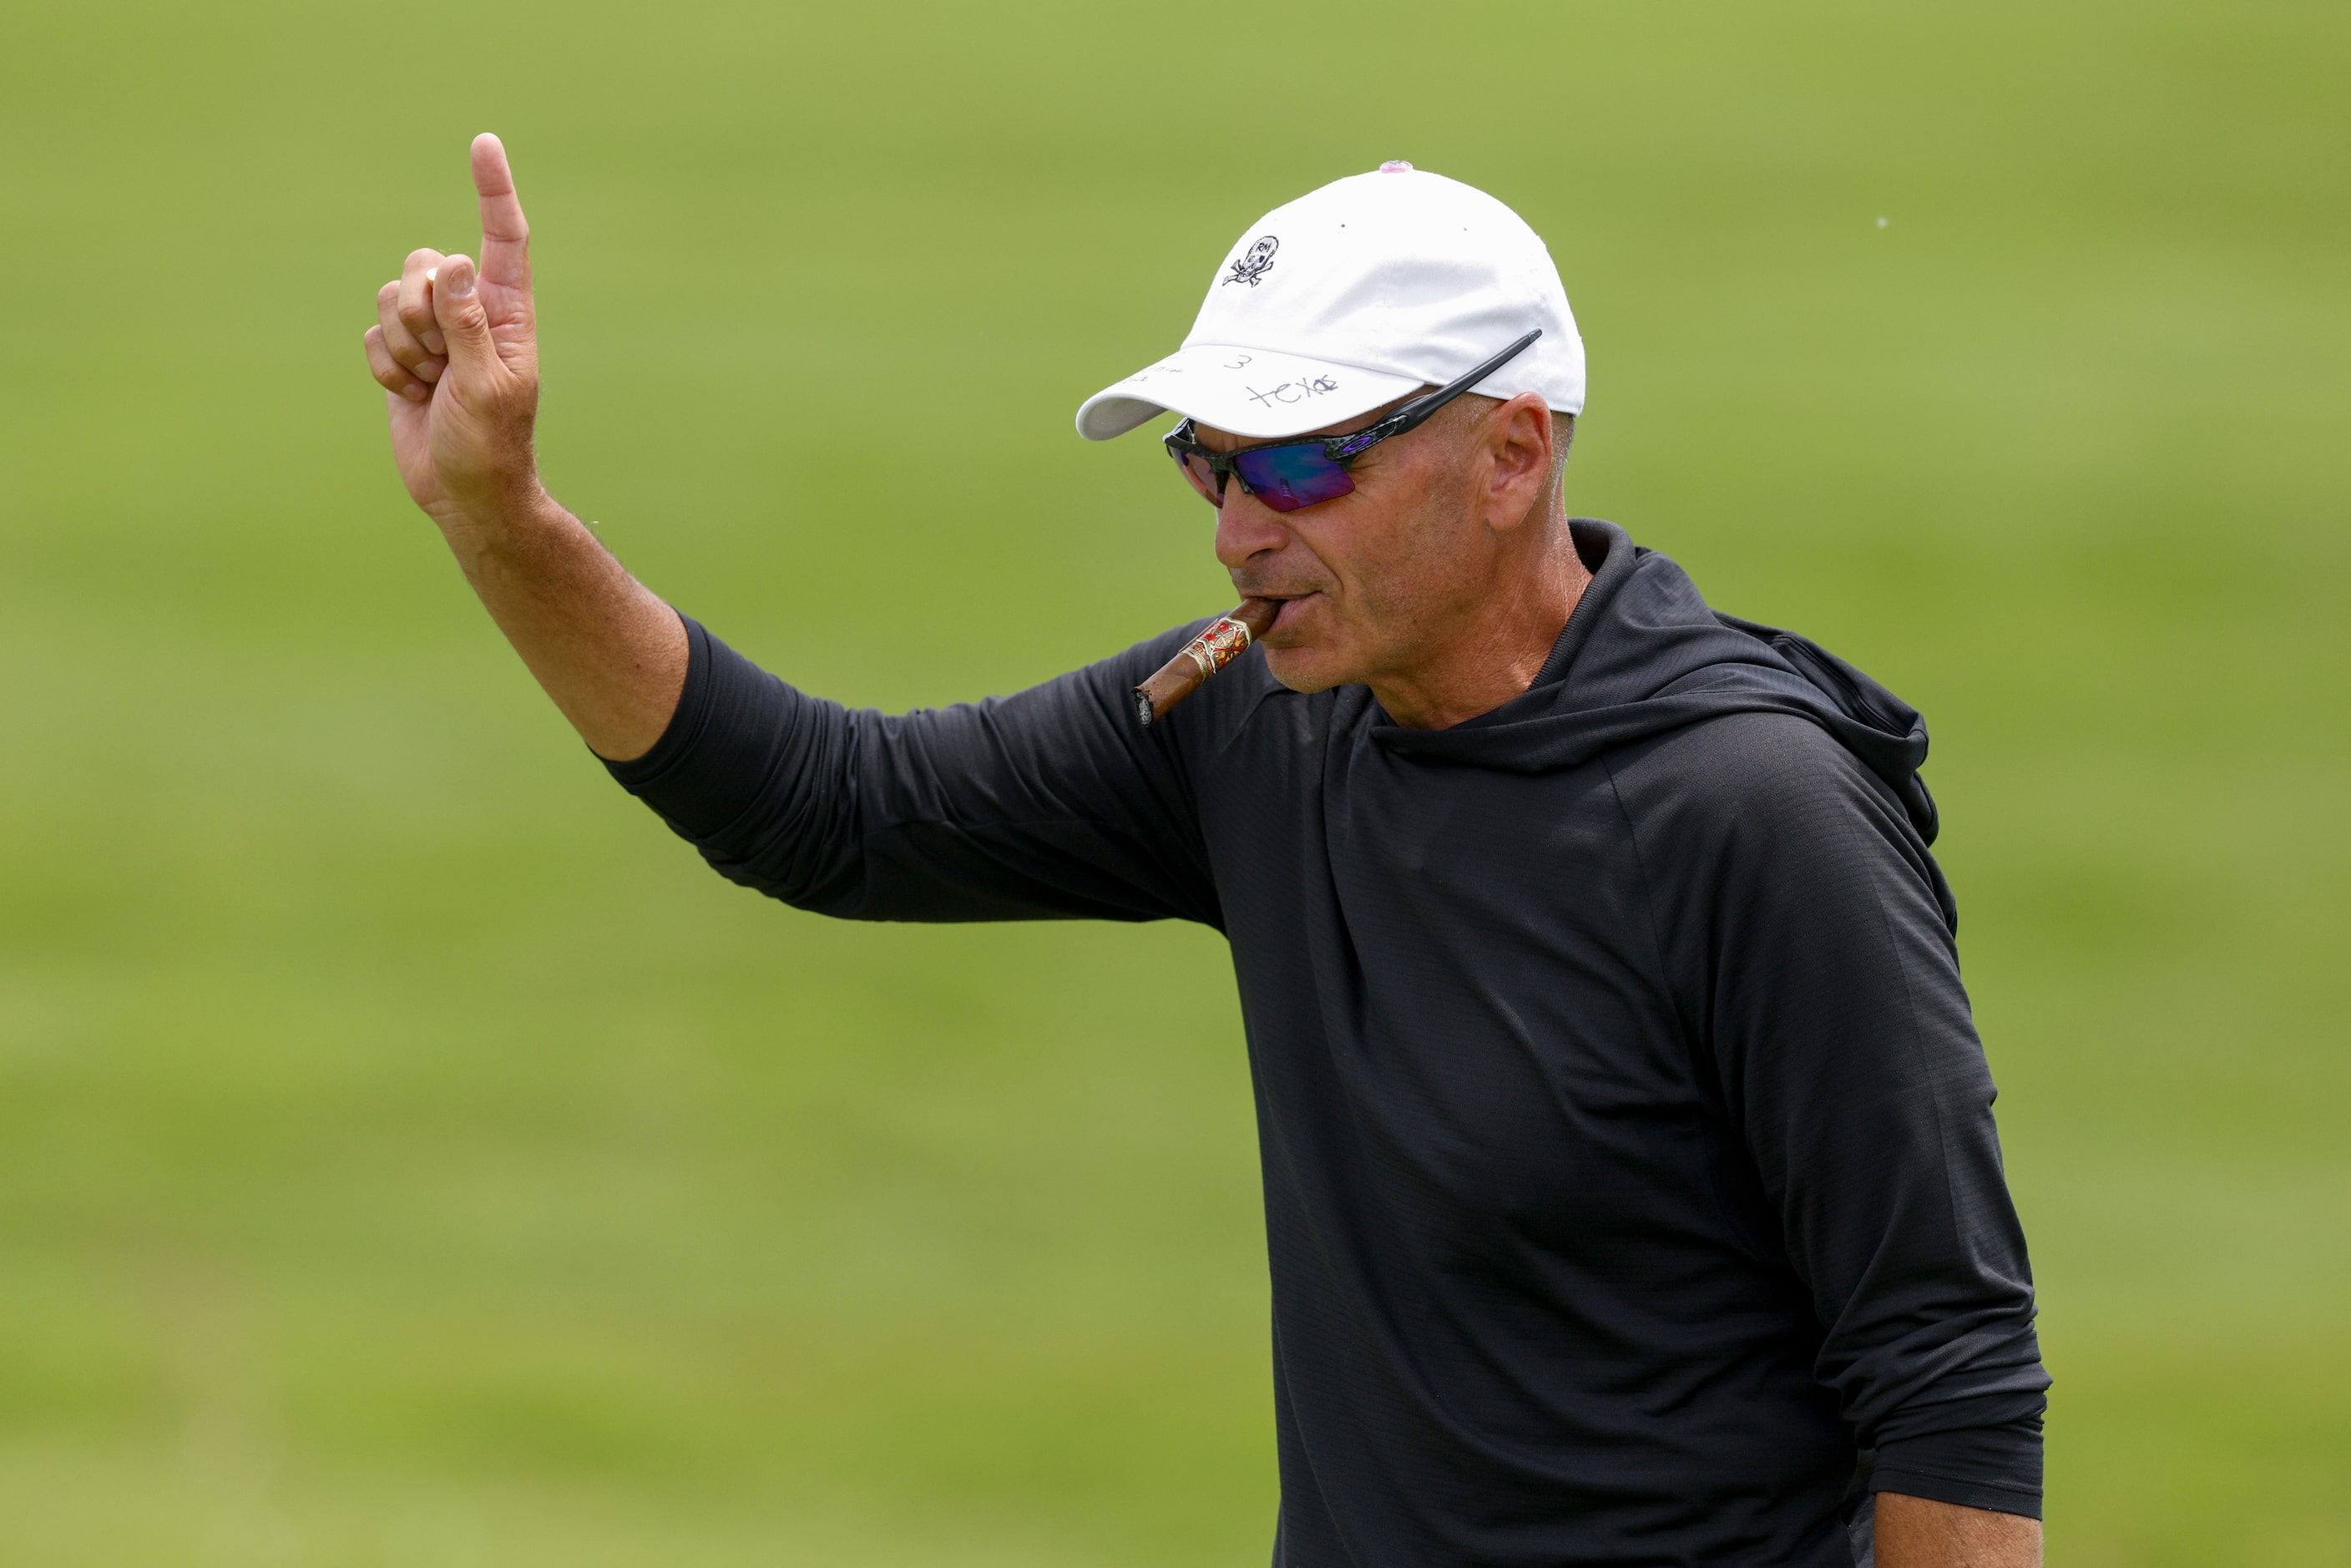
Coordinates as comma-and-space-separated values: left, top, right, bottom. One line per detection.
470, 132, 530, 292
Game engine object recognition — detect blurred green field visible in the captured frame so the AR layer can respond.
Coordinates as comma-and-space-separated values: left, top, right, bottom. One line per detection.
2, 0, 2346, 1562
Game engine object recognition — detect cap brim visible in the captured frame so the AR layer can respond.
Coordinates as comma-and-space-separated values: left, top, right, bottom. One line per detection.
1074, 343, 1425, 442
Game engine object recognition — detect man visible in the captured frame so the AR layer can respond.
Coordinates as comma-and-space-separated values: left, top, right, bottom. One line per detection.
362, 135, 2048, 1567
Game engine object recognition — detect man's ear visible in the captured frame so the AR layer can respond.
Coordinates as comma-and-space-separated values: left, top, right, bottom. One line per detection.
1483, 393, 1555, 531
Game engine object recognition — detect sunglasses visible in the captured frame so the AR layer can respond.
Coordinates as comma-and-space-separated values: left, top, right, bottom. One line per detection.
1163, 329, 1542, 513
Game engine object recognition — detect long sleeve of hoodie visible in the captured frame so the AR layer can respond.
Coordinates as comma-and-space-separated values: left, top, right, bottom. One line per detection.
1608, 710, 2047, 1516
608, 614, 1221, 926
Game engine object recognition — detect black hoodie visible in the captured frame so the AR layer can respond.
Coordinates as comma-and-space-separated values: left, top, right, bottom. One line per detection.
609, 519, 2047, 1567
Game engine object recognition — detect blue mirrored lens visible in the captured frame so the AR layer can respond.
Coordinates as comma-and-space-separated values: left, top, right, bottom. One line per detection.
1232, 443, 1356, 512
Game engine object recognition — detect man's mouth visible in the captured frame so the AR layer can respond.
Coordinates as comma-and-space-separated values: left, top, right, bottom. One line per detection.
1249, 592, 1318, 640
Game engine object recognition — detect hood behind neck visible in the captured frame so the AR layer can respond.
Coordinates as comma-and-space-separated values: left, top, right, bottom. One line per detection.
1373, 518, 1944, 850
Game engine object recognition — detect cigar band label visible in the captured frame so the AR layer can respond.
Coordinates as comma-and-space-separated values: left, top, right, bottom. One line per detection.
1183, 615, 1254, 679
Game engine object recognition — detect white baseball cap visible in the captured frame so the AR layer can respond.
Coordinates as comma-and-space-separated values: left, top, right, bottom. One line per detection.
1075, 161, 1585, 443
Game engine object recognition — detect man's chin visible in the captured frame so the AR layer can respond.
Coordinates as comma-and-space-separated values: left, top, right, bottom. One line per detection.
1261, 643, 1351, 695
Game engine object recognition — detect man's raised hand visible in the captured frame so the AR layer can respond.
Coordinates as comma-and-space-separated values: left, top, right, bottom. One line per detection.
362, 134, 544, 529
356, 134, 686, 761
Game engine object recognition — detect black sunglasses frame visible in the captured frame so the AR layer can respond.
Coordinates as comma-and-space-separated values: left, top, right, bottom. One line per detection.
1161, 328, 1545, 508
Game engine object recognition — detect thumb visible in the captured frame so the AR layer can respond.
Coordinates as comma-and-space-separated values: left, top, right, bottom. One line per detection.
428, 255, 500, 379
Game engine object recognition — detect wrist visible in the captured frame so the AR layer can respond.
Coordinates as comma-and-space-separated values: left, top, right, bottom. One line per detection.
427, 478, 564, 549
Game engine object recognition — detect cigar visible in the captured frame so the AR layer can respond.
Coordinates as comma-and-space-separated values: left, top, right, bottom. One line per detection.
1133, 598, 1281, 727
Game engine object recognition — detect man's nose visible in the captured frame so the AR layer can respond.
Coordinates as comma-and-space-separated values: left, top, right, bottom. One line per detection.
1212, 482, 1290, 572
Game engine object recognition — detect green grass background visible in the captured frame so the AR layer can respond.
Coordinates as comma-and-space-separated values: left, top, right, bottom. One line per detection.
2, 0, 2345, 1562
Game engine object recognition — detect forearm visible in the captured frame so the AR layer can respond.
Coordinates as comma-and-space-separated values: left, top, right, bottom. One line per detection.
436, 488, 687, 761
1874, 1491, 2041, 1567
